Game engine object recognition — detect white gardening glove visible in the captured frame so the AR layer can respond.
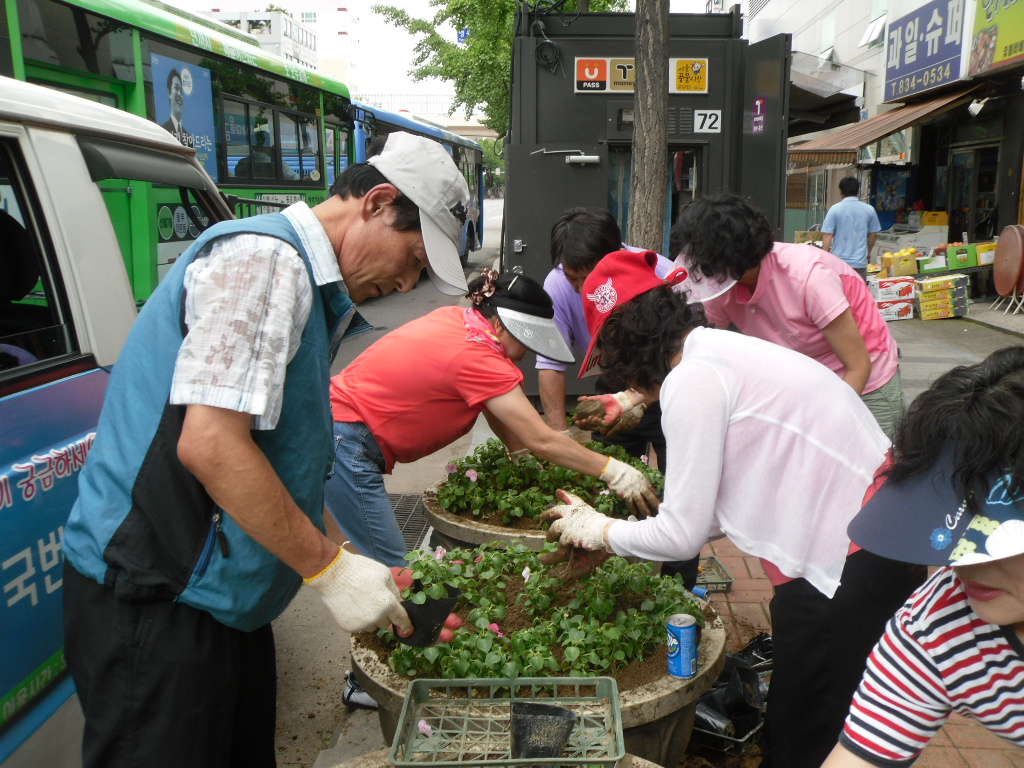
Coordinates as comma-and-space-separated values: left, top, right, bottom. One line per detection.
304, 548, 413, 635
600, 457, 661, 518
540, 489, 614, 552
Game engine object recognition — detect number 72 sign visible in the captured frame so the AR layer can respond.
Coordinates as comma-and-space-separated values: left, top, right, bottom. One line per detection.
694, 110, 721, 133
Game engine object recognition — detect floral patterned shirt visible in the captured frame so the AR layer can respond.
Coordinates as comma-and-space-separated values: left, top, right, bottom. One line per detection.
170, 203, 342, 430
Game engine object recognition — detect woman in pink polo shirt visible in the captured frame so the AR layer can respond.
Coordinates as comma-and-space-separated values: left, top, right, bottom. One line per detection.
673, 193, 904, 439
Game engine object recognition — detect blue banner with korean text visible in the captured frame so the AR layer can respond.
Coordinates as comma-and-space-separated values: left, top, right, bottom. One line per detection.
0, 370, 108, 750
884, 0, 966, 103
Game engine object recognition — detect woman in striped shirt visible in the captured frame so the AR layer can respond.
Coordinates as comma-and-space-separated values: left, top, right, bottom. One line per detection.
823, 346, 1024, 767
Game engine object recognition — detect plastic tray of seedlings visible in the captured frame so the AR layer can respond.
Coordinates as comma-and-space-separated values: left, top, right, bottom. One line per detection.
390, 677, 625, 768
696, 556, 734, 593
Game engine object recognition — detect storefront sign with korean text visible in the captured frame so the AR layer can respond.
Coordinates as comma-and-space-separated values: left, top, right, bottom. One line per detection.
884, 0, 966, 103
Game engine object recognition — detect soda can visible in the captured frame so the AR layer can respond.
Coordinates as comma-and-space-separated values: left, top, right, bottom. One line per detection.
690, 585, 709, 600
666, 614, 698, 679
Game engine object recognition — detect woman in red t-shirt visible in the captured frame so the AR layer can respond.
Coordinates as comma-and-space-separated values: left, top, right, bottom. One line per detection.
324, 270, 660, 569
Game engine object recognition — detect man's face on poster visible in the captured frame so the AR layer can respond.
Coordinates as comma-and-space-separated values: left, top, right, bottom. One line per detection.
168, 75, 184, 123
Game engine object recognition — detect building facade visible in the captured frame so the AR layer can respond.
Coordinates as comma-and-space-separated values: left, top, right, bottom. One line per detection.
719, 0, 1023, 247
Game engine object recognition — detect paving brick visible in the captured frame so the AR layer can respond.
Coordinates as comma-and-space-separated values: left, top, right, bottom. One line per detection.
963, 750, 1024, 768
945, 722, 1015, 750
915, 746, 969, 767
715, 555, 750, 579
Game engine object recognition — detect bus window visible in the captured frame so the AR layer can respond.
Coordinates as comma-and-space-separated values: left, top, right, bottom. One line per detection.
0, 142, 74, 370
31, 80, 117, 108
338, 128, 350, 172
17, 0, 134, 81
223, 99, 250, 179
280, 113, 320, 181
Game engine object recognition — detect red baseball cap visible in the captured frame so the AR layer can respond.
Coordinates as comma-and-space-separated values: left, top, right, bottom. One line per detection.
578, 250, 688, 379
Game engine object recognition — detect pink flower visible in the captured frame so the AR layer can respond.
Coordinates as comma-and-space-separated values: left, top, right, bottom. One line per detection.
445, 462, 458, 475
417, 719, 432, 734
434, 546, 447, 561
452, 560, 464, 565
465, 469, 479, 482
474, 555, 484, 563
487, 623, 503, 638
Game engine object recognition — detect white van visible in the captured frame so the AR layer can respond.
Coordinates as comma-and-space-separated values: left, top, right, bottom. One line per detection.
0, 77, 231, 767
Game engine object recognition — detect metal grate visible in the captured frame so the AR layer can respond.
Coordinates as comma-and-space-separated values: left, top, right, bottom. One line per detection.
667, 106, 694, 136
389, 493, 432, 551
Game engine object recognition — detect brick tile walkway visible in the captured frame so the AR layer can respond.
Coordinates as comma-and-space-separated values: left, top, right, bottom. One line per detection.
698, 539, 1024, 766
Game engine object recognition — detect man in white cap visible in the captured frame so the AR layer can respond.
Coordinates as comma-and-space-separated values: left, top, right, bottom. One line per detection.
60, 132, 470, 768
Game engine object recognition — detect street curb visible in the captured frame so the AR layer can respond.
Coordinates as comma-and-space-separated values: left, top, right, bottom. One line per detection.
962, 315, 1024, 340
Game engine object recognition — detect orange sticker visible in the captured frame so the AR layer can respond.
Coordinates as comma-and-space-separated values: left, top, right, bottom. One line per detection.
576, 58, 608, 91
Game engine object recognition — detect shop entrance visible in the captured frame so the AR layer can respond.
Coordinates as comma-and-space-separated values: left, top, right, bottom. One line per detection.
949, 144, 999, 242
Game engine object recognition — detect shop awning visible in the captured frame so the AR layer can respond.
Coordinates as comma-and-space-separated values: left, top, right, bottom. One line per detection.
788, 51, 866, 138
788, 86, 980, 166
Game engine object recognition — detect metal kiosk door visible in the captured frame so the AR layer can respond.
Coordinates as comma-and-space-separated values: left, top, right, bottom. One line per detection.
503, 142, 608, 395
503, 143, 609, 282
739, 34, 791, 235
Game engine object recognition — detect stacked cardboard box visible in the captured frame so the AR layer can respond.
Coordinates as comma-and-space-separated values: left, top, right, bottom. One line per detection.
915, 274, 970, 320
868, 276, 915, 321
879, 251, 917, 277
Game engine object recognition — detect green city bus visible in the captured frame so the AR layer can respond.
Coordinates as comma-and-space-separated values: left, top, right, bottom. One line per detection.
0, 0, 357, 301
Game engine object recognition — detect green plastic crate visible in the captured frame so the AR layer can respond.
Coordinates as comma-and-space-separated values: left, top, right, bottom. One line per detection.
697, 556, 733, 593
390, 677, 625, 768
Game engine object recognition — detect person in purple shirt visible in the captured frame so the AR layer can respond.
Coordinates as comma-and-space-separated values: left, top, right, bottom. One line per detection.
537, 207, 697, 587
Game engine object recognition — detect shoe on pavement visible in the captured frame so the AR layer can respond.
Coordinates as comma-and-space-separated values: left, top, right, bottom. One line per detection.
342, 671, 378, 711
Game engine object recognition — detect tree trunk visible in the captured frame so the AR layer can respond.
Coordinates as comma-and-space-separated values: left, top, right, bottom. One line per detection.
579, 0, 590, 11
626, 0, 669, 253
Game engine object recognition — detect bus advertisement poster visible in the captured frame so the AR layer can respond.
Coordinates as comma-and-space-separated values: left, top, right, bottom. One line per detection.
151, 54, 219, 178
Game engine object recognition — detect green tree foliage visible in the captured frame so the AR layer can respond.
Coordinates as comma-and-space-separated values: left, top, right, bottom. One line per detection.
477, 138, 505, 179
372, 0, 628, 137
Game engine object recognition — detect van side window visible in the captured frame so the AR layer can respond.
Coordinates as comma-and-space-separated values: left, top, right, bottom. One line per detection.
0, 141, 75, 374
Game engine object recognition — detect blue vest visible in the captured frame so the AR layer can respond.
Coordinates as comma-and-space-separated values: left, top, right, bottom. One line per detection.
64, 215, 336, 631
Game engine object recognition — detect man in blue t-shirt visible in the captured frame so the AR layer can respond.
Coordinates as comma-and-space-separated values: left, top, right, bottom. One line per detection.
821, 176, 881, 277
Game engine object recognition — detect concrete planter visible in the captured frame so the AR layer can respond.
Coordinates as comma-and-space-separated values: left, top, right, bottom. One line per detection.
350, 603, 726, 768
423, 479, 547, 551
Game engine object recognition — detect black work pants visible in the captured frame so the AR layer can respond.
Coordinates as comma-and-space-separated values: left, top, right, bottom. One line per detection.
760, 550, 925, 768
63, 562, 277, 768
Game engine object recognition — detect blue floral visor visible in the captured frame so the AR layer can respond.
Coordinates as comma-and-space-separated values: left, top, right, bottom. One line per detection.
849, 454, 1024, 567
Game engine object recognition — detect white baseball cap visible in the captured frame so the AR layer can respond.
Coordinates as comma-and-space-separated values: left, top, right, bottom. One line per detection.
368, 132, 470, 295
